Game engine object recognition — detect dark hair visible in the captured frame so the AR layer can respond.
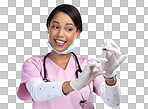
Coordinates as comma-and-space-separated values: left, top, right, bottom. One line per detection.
46, 4, 82, 32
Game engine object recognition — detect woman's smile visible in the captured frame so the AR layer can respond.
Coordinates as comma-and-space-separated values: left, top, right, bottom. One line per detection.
54, 39, 67, 46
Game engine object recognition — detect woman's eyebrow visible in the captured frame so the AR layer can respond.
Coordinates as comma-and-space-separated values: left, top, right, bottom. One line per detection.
52, 21, 59, 24
66, 23, 74, 26
52, 21, 74, 26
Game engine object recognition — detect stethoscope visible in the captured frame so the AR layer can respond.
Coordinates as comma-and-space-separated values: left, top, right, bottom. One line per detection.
43, 52, 93, 104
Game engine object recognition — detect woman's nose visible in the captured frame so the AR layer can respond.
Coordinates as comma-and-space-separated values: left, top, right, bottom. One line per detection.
58, 28, 64, 37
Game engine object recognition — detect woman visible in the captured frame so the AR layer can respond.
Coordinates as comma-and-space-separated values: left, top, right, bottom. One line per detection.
17, 4, 127, 109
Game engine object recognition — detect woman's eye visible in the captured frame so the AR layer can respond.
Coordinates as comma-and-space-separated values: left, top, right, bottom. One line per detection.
52, 26, 59, 29
66, 28, 72, 31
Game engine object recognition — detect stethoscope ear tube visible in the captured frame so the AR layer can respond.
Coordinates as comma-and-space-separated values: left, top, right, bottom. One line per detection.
43, 52, 50, 82
76, 69, 82, 78
43, 52, 82, 81
71, 52, 82, 78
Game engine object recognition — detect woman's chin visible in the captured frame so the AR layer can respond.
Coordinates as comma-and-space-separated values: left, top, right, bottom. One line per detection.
52, 49, 66, 53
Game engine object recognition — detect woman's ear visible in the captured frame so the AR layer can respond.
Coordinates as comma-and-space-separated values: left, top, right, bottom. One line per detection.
76, 30, 81, 38
47, 24, 50, 33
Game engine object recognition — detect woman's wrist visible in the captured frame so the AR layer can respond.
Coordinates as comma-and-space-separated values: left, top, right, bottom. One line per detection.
104, 75, 117, 86
62, 81, 74, 95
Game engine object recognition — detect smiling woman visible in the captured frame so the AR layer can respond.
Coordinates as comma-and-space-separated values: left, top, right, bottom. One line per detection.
47, 12, 80, 53
17, 4, 125, 109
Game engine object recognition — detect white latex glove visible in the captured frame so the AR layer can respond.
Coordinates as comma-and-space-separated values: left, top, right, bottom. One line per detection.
96, 39, 127, 78
70, 60, 105, 91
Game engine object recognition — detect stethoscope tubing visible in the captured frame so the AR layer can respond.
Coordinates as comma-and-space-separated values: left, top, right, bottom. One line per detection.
43, 52, 92, 104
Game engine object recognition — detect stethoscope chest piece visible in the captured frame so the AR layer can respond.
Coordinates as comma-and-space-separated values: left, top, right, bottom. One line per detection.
80, 100, 87, 104
43, 78, 48, 82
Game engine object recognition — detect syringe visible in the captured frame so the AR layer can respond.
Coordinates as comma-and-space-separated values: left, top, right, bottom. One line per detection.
102, 24, 110, 58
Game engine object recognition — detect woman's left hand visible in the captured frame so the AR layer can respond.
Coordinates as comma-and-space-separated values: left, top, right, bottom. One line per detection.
95, 39, 127, 78
70, 60, 105, 91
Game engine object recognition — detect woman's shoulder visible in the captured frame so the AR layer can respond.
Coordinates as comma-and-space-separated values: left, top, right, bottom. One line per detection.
23, 55, 45, 65
77, 56, 87, 62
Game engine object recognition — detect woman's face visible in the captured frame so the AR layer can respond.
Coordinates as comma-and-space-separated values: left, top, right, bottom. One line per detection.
48, 12, 80, 52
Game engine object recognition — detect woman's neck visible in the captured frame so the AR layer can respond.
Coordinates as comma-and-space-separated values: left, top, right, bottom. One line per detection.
48, 50, 71, 64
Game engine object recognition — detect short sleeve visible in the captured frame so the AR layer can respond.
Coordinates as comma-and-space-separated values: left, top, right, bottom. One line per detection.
93, 75, 105, 95
17, 56, 43, 101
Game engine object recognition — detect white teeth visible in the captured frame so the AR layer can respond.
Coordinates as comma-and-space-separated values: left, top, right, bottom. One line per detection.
56, 40, 65, 44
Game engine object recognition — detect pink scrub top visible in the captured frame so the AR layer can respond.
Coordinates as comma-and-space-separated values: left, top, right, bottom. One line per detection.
17, 54, 105, 109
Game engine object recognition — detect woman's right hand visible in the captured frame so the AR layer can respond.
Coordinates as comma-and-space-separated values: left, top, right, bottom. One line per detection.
98, 39, 127, 78
70, 60, 105, 91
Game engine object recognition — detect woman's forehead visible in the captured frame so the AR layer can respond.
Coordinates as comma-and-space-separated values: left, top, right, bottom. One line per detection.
51, 12, 75, 26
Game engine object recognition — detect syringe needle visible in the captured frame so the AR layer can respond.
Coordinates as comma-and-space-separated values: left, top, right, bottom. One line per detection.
106, 24, 109, 39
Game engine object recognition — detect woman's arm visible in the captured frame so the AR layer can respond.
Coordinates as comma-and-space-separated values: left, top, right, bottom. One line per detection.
26, 78, 72, 102
98, 76, 121, 107
62, 76, 117, 95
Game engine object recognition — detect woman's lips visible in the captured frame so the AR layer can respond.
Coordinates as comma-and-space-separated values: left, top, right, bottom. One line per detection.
54, 39, 67, 46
